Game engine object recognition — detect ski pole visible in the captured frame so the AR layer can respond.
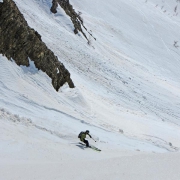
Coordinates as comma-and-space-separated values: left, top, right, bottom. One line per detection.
91, 137, 96, 142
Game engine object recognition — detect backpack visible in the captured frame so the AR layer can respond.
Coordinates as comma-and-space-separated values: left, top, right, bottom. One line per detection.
78, 131, 84, 138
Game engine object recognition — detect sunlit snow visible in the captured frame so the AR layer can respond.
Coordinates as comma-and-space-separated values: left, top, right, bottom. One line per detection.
0, 0, 180, 179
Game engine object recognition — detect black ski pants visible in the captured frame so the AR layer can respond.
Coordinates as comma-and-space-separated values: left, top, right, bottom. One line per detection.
83, 139, 89, 147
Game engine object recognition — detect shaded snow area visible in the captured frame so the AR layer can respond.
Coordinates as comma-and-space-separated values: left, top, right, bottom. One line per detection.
1, 0, 180, 179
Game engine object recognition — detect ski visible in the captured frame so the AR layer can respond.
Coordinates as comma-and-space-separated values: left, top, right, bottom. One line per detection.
79, 142, 101, 151
90, 145, 101, 152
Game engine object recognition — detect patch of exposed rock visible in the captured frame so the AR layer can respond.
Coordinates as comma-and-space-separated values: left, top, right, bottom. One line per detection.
0, 0, 74, 91
51, 0, 96, 42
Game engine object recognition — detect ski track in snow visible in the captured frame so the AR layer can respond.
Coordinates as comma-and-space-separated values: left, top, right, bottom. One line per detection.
1, 0, 180, 151
1, 0, 180, 179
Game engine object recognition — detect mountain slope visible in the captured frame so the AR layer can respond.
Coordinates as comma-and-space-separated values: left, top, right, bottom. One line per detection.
0, 0, 180, 179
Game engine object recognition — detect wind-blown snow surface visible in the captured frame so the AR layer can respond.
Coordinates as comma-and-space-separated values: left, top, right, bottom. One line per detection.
1, 0, 180, 179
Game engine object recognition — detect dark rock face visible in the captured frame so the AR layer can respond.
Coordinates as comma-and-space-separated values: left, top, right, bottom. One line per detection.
51, 0, 96, 41
0, 0, 74, 91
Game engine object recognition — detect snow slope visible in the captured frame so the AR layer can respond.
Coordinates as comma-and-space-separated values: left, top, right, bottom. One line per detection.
1, 0, 180, 179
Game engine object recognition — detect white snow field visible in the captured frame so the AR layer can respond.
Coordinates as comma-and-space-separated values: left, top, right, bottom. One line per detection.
1, 0, 180, 179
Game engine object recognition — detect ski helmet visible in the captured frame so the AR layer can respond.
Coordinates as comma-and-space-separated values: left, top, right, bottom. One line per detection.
86, 130, 89, 134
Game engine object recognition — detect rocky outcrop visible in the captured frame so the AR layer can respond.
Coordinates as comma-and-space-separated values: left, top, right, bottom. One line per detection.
0, 0, 74, 91
51, 0, 96, 42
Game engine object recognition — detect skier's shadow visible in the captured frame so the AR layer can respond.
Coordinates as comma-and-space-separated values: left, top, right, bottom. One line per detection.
76, 144, 86, 150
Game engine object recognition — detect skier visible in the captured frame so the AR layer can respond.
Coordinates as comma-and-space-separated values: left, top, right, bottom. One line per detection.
78, 130, 92, 147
